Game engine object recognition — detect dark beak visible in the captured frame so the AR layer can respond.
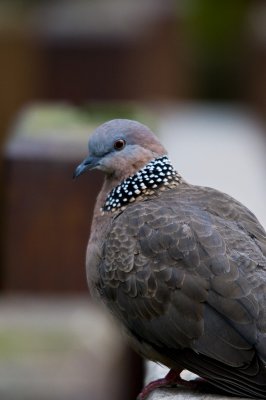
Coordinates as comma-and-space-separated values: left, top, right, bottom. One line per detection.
73, 155, 99, 179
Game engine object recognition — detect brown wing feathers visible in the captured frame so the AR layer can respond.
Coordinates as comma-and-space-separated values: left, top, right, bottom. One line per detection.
98, 186, 266, 397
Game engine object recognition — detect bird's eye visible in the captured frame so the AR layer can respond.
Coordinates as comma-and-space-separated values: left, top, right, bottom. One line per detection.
114, 139, 126, 151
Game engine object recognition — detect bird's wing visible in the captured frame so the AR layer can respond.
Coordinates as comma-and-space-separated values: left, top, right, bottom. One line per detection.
97, 186, 266, 395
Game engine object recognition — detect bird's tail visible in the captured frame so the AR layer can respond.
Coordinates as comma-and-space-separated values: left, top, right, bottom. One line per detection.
159, 347, 266, 399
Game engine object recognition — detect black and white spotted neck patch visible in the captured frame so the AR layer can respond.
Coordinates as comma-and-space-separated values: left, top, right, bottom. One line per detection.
102, 155, 180, 212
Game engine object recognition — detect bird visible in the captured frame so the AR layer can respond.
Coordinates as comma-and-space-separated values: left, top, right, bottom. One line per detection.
74, 119, 266, 399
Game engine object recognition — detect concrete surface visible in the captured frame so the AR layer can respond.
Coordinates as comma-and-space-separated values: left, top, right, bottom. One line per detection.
0, 295, 129, 400
144, 362, 247, 400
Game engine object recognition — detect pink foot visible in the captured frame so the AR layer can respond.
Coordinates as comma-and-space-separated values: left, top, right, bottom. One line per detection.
137, 368, 198, 400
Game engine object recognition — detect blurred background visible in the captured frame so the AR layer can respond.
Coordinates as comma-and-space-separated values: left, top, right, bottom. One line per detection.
0, 0, 266, 399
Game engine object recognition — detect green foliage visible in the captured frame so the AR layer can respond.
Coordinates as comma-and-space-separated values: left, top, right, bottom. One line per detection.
0, 329, 76, 359
186, 0, 249, 56
19, 103, 158, 140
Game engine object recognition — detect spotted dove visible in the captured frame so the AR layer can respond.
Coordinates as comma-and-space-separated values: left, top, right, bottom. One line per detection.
74, 119, 266, 399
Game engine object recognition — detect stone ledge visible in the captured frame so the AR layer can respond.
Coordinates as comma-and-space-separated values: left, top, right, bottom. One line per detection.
144, 362, 246, 400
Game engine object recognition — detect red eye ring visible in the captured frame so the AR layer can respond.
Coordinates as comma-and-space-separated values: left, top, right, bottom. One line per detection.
114, 139, 126, 151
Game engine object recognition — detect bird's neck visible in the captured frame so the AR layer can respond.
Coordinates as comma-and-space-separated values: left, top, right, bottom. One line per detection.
99, 155, 182, 215
89, 156, 182, 244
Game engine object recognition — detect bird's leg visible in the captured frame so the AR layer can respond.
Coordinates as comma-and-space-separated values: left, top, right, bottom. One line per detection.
137, 368, 193, 400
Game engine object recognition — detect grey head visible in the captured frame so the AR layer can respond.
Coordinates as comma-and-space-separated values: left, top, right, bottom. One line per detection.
73, 119, 167, 180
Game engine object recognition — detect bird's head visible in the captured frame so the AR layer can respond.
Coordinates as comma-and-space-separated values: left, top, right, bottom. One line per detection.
73, 119, 166, 181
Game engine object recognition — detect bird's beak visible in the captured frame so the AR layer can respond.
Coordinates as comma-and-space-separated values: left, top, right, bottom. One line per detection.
73, 155, 99, 179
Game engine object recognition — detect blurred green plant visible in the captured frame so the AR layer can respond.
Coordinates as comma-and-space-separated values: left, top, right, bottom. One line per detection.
182, 0, 250, 99
18, 103, 159, 140
0, 328, 76, 359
